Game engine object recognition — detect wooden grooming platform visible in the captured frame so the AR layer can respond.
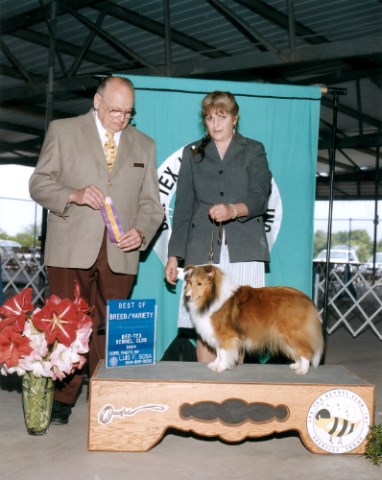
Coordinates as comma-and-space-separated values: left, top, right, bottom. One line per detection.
88, 361, 374, 454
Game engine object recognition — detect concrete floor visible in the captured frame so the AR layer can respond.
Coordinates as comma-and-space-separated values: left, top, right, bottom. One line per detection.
1, 327, 381, 480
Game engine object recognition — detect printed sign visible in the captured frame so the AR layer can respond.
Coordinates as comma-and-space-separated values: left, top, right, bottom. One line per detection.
106, 298, 156, 368
306, 389, 370, 453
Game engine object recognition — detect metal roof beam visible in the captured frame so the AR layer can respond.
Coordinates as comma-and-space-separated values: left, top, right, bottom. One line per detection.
207, 0, 269, 52
0, 139, 41, 152
128, 33, 382, 78
318, 133, 382, 149
0, 121, 43, 137
0, 0, 103, 34
321, 96, 381, 130
91, 1, 228, 58
293, 63, 382, 87
0, 76, 98, 104
64, 4, 163, 74
0, 156, 39, 166
0, 39, 34, 82
12, 29, 119, 67
234, 0, 328, 44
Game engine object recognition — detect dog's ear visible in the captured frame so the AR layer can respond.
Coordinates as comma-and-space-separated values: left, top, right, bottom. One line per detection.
205, 264, 216, 278
184, 265, 194, 278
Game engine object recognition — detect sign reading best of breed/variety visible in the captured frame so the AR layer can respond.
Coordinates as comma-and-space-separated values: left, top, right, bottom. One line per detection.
106, 299, 156, 368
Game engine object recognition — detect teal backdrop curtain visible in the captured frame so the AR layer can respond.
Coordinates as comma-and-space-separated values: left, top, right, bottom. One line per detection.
120, 75, 321, 361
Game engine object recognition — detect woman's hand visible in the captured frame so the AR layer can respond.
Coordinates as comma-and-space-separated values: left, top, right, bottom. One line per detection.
165, 256, 179, 285
208, 203, 233, 222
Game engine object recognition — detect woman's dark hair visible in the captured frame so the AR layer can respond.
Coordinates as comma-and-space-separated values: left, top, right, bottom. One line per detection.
191, 136, 211, 160
202, 91, 239, 122
192, 91, 239, 160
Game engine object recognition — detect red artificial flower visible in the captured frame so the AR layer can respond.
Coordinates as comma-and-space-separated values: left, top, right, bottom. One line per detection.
73, 280, 92, 314
32, 298, 80, 347
0, 288, 34, 333
0, 326, 33, 368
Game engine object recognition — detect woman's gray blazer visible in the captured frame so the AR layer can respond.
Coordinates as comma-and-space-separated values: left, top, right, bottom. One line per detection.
168, 132, 272, 265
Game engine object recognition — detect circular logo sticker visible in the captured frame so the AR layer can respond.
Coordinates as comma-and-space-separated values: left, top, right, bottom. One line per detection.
108, 356, 119, 367
307, 389, 370, 453
155, 146, 282, 266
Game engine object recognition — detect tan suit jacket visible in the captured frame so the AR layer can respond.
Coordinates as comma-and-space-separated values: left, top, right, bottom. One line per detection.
30, 110, 164, 275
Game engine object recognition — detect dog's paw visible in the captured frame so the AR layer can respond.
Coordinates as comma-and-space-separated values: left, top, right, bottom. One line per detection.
289, 361, 300, 370
290, 357, 310, 375
208, 360, 229, 372
294, 366, 309, 375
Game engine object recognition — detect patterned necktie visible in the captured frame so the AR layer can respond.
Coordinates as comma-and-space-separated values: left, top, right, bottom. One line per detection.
103, 131, 117, 171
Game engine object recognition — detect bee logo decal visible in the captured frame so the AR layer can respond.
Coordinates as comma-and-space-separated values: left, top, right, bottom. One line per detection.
314, 408, 361, 444
307, 389, 370, 454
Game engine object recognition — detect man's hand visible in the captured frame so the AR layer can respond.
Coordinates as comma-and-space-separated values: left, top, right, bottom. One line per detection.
117, 228, 145, 251
68, 185, 105, 209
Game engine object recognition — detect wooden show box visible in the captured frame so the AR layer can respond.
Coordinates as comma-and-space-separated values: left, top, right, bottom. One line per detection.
88, 361, 374, 454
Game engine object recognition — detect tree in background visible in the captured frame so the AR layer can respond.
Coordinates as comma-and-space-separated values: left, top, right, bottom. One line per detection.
0, 225, 40, 248
313, 229, 380, 262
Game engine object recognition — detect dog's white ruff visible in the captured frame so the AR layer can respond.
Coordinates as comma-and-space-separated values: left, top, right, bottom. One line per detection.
186, 273, 237, 358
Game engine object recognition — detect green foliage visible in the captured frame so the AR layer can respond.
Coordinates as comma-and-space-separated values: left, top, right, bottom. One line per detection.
313, 230, 328, 257
0, 230, 12, 241
365, 423, 382, 466
314, 229, 377, 262
0, 224, 40, 247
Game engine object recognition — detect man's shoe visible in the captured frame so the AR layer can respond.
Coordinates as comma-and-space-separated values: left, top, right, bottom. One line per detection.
50, 400, 73, 425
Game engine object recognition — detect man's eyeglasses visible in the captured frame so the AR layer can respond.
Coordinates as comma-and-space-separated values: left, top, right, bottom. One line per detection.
100, 96, 135, 119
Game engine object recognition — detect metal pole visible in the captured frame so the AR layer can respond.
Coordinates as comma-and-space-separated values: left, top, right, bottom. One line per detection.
321, 87, 346, 363
163, 0, 172, 77
38, 0, 57, 300
372, 145, 380, 283
40, 0, 57, 256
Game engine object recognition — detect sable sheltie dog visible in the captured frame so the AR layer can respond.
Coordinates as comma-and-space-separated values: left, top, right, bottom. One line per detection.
184, 265, 324, 374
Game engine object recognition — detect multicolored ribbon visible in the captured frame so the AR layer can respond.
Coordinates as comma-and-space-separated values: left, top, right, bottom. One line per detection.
100, 196, 123, 243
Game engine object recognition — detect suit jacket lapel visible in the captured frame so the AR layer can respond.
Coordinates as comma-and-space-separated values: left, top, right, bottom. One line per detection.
110, 126, 133, 177
205, 139, 222, 163
223, 133, 246, 165
81, 110, 109, 173
205, 132, 246, 164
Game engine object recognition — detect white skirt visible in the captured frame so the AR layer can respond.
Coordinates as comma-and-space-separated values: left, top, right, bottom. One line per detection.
177, 233, 265, 328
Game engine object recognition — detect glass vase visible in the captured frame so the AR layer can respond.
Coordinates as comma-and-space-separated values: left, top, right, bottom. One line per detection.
22, 371, 54, 435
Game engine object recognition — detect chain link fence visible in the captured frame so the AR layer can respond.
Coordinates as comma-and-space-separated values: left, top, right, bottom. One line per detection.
1, 246, 47, 306
1, 247, 381, 340
313, 263, 382, 340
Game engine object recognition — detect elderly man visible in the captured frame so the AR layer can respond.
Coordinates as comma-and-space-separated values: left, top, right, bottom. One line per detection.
30, 76, 164, 424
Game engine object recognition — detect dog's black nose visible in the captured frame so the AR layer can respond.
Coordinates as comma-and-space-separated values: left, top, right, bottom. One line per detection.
184, 295, 190, 302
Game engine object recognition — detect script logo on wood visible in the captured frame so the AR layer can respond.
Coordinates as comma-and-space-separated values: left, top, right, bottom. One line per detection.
98, 403, 169, 425
306, 389, 370, 453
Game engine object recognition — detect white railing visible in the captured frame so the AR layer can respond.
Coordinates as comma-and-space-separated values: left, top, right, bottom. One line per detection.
313, 262, 382, 340
1, 248, 47, 305
2, 252, 381, 341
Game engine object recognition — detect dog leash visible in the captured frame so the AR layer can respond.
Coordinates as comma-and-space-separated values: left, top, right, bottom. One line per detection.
209, 220, 223, 264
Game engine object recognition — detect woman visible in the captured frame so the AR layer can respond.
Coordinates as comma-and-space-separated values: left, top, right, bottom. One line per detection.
165, 91, 272, 362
